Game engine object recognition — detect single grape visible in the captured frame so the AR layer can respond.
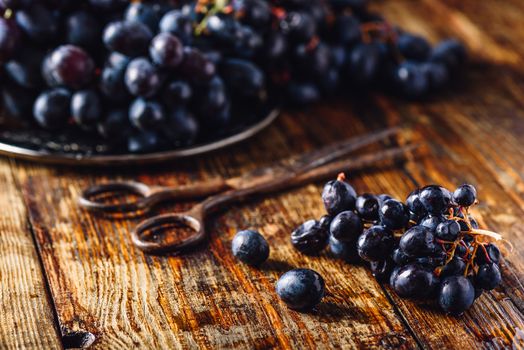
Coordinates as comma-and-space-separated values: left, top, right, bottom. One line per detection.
419, 185, 452, 215
124, 2, 161, 32
406, 188, 426, 220
42, 45, 95, 90
275, 269, 325, 311
453, 184, 477, 207
124, 57, 162, 98
392, 263, 438, 299
370, 259, 394, 282
475, 263, 502, 290
129, 98, 165, 130
357, 225, 394, 262
392, 61, 429, 99
127, 131, 162, 153
430, 39, 467, 72
399, 225, 436, 257
231, 229, 269, 266
159, 10, 193, 45
474, 243, 500, 265
397, 33, 431, 61
438, 276, 475, 315
161, 80, 192, 108
71, 89, 103, 128
355, 193, 380, 221
103, 20, 153, 57
420, 214, 446, 232
33, 88, 72, 129
440, 256, 466, 278
421, 62, 449, 91
177, 47, 216, 83
321, 175, 357, 216
380, 199, 410, 230
345, 43, 381, 85
329, 211, 363, 242
219, 58, 265, 97
163, 107, 199, 147
149, 33, 184, 69
392, 247, 412, 266
435, 220, 461, 241
291, 219, 329, 255
329, 235, 360, 263
280, 11, 316, 44
97, 109, 131, 141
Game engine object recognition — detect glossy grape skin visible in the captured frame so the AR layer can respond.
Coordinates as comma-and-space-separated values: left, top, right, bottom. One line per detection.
322, 178, 357, 216
392, 62, 429, 99
329, 235, 360, 263
355, 193, 379, 222
379, 199, 410, 230
397, 34, 431, 61
329, 211, 363, 242
438, 276, 475, 315
124, 2, 161, 32
475, 243, 500, 265
103, 21, 153, 57
430, 39, 467, 72
71, 89, 103, 128
392, 247, 412, 266
33, 88, 71, 129
453, 184, 477, 207
275, 269, 325, 311
406, 188, 426, 220
419, 185, 452, 215
399, 225, 436, 258
392, 263, 438, 299
219, 59, 265, 97
177, 47, 216, 83
475, 263, 502, 290
194, 76, 231, 127
5, 47, 45, 89
345, 43, 381, 85
44, 46, 95, 90
0, 18, 21, 63
231, 230, 269, 266
420, 214, 446, 232
159, 10, 193, 45
291, 219, 329, 255
357, 225, 394, 262
124, 58, 162, 98
65, 11, 102, 50
163, 107, 199, 147
15, 4, 57, 43
1, 84, 35, 120
129, 98, 165, 130
435, 220, 460, 241
440, 256, 466, 278
149, 33, 184, 69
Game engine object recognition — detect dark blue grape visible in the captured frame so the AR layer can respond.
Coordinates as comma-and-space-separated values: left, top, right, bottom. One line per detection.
280, 12, 316, 44
419, 185, 452, 215
33, 88, 71, 129
291, 219, 329, 255
380, 199, 409, 230
420, 214, 446, 232
103, 20, 153, 57
439, 276, 475, 315
322, 176, 357, 216
329, 235, 360, 263
275, 269, 325, 311
355, 193, 379, 222
329, 211, 363, 242
357, 225, 394, 262
440, 256, 466, 278
124, 2, 161, 32
127, 131, 162, 153
177, 47, 216, 83
421, 62, 449, 91
231, 229, 269, 266
475, 263, 501, 290
97, 109, 131, 141
71, 89, 103, 128
430, 39, 466, 72
287, 82, 320, 105
161, 80, 192, 108
163, 107, 199, 147
88, 0, 127, 11
129, 98, 165, 130
149, 33, 184, 69
399, 225, 436, 257
392, 263, 438, 299
475, 243, 500, 265
159, 10, 193, 45
370, 259, 394, 282
345, 43, 381, 85
406, 188, 426, 220
219, 58, 265, 97
392, 62, 429, 99
124, 57, 162, 98
453, 184, 477, 207
392, 247, 412, 266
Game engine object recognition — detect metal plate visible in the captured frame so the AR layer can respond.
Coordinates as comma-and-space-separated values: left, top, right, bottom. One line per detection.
0, 109, 279, 166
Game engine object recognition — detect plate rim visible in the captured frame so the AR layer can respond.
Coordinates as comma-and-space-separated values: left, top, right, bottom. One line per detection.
0, 109, 279, 166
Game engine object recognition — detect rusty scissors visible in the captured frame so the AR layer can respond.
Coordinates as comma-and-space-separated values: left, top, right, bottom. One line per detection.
79, 128, 416, 255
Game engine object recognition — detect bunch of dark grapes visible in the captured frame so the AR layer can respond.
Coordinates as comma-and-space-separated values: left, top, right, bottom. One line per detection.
0, 0, 466, 153
291, 174, 503, 315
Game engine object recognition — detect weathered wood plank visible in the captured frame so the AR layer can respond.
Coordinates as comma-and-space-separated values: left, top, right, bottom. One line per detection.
0, 158, 62, 349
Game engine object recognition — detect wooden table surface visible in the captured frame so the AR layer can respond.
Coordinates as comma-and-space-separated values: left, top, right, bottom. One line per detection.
3, 0, 524, 349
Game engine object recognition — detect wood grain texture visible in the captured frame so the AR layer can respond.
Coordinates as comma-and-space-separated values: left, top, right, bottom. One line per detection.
5, 0, 524, 349
0, 158, 62, 350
